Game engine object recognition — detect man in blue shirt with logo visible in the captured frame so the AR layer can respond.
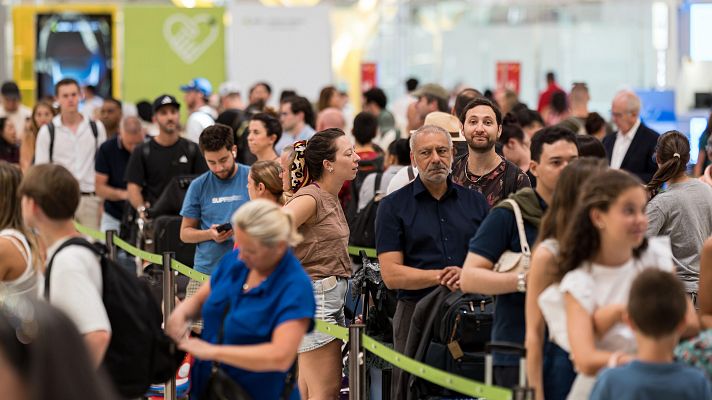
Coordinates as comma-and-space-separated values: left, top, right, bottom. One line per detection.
180, 124, 250, 300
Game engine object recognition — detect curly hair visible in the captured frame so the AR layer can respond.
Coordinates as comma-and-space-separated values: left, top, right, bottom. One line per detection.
558, 169, 648, 279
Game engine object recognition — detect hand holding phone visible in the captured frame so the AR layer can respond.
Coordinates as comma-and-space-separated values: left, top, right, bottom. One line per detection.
215, 222, 232, 233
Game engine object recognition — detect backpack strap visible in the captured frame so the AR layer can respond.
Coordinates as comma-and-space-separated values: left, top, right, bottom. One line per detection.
89, 120, 99, 149
44, 237, 101, 299
501, 199, 531, 256
374, 172, 384, 195
503, 160, 520, 197
48, 122, 55, 163
407, 165, 415, 181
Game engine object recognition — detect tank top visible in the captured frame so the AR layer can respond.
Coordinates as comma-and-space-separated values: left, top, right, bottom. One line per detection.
289, 184, 351, 280
0, 229, 38, 301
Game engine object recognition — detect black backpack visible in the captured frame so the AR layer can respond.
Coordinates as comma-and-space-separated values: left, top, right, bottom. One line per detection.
47, 121, 98, 163
44, 238, 183, 398
345, 154, 384, 222
348, 172, 383, 248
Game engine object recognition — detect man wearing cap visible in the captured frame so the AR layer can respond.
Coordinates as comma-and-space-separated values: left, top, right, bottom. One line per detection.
412, 83, 450, 122
452, 97, 530, 207
35, 78, 107, 231
218, 81, 244, 112
125, 95, 208, 217
180, 77, 217, 144
0, 81, 32, 141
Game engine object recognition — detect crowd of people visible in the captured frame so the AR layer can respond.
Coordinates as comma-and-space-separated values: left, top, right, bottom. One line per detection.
0, 72, 711, 400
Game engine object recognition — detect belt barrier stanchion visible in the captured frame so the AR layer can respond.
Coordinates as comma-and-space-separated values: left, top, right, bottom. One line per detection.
349, 323, 366, 400
106, 230, 118, 262
162, 251, 177, 400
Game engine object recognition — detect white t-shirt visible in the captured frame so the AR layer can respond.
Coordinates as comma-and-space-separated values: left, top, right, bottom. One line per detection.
185, 105, 217, 143
539, 236, 673, 355
42, 237, 111, 335
386, 165, 418, 195
0, 104, 31, 141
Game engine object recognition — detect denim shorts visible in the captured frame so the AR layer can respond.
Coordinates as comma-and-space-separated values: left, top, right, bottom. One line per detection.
298, 276, 348, 353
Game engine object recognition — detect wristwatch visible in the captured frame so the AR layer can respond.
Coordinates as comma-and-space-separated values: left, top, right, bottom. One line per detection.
516, 271, 527, 292
137, 205, 146, 214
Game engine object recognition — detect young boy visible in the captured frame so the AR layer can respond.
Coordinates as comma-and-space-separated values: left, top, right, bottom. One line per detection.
19, 164, 111, 366
590, 269, 711, 400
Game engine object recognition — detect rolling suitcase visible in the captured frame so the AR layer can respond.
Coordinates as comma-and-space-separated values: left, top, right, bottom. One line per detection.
485, 342, 535, 400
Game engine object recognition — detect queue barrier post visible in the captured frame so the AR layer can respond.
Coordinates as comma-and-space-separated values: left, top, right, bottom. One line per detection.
106, 230, 118, 262
162, 251, 177, 400
349, 323, 367, 400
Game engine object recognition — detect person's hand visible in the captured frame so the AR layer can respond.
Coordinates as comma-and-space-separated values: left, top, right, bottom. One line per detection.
209, 224, 233, 243
165, 311, 191, 342
594, 303, 625, 323
438, 266, 462, 292
178, 336, 217, 361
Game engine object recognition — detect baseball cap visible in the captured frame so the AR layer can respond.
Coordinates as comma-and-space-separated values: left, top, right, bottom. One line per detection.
412, 83, 449, 101
152, 94, 181, 112
218, 81, 241, 98
1, 81, 21, 100
179, 77, 212, 97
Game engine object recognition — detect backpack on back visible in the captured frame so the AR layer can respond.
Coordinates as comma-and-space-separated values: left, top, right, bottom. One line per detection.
348, 172, 383, 248
45, 238, 183, 398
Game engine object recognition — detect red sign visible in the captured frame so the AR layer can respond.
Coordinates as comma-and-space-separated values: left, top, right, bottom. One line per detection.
496, 62, 521, 94
361, 62, 377, 92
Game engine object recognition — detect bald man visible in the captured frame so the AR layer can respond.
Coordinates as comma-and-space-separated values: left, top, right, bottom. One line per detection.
96, 116, 147, 232
603, 90, 659, 183
316, 107, 346, 131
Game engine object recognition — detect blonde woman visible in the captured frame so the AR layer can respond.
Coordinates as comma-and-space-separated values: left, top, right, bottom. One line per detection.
19, 101, 55, 172
166, 199, 316, 399
247, 160, 285, 204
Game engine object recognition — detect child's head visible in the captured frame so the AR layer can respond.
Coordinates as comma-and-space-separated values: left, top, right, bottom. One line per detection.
19, 164, 79, 225
627, 269, 687, 339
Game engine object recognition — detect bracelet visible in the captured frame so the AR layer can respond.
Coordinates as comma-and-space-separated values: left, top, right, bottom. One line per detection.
607, 351, 623, 368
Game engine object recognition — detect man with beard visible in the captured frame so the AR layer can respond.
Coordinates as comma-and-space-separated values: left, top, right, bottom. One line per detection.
375, 125, 489, 398
179, 124, 250, 291
125, 94, 208, 216
452, 97, 530, 207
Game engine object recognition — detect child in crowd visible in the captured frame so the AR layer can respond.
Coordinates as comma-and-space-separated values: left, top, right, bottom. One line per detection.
590, 269, 711, 400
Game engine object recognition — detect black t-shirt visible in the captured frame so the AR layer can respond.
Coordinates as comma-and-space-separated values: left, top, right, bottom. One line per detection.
95, 136, 131, 219
125, 137, 208, 205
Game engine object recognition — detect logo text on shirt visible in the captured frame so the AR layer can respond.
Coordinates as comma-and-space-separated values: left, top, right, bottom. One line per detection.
212, 195, 243, 204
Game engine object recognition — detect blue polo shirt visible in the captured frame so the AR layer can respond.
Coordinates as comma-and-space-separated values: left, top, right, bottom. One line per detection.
468, 192, 546, 367
179, 164, 250, 275
192, 249, 316, 399
95, 136, 131, 220
375, 175, 489, 300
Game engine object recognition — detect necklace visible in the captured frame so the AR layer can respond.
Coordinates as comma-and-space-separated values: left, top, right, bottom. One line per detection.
466, 156, 502, 185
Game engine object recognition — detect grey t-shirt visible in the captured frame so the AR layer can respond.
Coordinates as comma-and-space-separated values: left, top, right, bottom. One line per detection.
646, 179, 712, 292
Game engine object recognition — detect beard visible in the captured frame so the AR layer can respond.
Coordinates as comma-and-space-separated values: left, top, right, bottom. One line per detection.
158, 120, 178, 134
466, 136, 496, 153
213, 162, 236, 180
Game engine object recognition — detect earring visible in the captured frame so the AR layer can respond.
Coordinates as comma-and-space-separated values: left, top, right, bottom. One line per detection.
328, 168, 334, 173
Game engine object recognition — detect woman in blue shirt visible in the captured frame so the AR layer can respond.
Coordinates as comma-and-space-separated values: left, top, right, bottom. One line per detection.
166, 199, 316, 399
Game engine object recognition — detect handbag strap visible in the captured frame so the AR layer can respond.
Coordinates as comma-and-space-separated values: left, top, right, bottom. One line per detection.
501, 199, 530, 255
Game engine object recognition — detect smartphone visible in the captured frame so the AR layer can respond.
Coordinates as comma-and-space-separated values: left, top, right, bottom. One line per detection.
216, 222, 232, 233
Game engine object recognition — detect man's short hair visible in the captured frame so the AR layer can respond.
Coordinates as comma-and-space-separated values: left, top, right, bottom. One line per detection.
283, 96, 315, 128
352, 112, 378, 146
19, 164, 79, 220
199, 123, 235, 153
530, 126, 578, 163
104, 97, 122, 109
250, 81, 272, 95
459, 97, 502, 126
410, 125, 452, 152
388, 138, 411, 166
363, 88, 388, 109
514, 107, 544, 129
406, 78, 419, 92
54, 78, 80, 96
628, 269, 687, 338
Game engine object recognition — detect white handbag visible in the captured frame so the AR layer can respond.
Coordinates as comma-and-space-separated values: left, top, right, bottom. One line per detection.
493, 199, 531, 273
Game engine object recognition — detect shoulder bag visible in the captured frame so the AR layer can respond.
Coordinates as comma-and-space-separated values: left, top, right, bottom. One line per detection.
493, 199, 531, 273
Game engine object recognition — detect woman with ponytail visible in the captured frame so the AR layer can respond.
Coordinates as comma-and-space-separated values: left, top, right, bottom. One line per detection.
645, 130, 712, 297
283, 128, 360, 399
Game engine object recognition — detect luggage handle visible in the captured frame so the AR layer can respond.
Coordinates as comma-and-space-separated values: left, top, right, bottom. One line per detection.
484, 341, 528, 389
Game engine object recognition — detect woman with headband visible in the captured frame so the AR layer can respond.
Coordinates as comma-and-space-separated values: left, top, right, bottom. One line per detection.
645, 130, 712, 301
283, 128, 360, 399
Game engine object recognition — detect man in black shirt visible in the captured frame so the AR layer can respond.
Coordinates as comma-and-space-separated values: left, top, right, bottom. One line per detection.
95, 116, 145, 232
125, 94, 208, 217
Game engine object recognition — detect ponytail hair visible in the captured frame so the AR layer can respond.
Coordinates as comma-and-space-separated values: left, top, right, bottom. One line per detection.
646, 130, 689, 197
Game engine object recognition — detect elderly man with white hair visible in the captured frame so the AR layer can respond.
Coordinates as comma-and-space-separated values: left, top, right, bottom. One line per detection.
603, 90, 659, 183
